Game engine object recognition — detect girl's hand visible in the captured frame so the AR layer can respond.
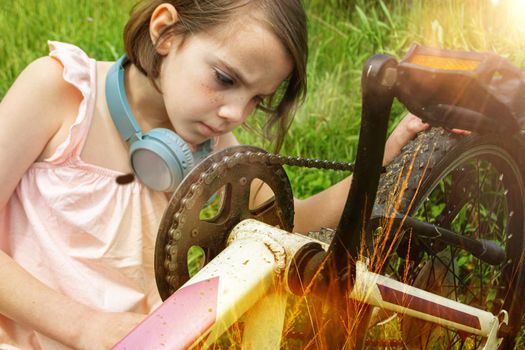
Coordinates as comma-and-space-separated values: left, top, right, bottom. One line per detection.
383, 113, 429, 166
75, 310, 146, 350
383, 113, 472, 166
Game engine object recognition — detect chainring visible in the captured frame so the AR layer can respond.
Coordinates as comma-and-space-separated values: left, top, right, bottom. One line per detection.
154, 145, 295, 300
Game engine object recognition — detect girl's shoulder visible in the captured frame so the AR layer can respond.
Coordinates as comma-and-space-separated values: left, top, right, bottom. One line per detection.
27, 55, 84, 162
0, 55, 83, 207
5, 55, 82, 135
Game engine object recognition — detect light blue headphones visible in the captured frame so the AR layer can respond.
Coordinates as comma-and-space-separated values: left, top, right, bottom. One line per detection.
105, 55, 212, 192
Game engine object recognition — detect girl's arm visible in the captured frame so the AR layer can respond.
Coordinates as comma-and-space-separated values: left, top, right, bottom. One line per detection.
0, 57, 144, 349
293, 176, 352, 234
0, 250, 144, 349
0, 57, 65, 208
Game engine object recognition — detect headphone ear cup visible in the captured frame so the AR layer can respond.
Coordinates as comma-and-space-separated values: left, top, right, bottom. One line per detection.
129, 128, 194, 192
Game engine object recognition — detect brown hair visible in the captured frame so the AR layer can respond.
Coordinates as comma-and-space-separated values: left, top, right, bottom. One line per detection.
124, 0, 308, 152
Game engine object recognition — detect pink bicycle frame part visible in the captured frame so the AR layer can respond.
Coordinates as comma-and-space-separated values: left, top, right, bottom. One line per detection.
113, 220, 316, 349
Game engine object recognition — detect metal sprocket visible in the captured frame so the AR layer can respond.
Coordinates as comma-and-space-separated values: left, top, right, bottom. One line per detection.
154, 145, 294, 300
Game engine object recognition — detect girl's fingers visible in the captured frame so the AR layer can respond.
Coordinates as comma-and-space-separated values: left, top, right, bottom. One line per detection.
450, 128, 472, 135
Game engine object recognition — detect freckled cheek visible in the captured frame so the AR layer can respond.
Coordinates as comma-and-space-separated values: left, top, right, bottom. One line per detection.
199, 83, 223, 107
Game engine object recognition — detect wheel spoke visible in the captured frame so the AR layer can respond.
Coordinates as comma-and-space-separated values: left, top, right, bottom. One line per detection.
367, 129, 525, 349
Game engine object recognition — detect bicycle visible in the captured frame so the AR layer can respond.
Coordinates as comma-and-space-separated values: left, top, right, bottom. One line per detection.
113, 44, 525, 349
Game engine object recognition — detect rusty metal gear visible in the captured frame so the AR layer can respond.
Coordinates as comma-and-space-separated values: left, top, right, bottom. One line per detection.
154, 146, 295, 300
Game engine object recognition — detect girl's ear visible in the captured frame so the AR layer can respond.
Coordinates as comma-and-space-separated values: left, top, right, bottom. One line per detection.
150, 3, 179, 55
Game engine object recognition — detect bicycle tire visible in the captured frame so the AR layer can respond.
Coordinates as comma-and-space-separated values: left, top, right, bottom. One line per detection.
359, 127, 525, 349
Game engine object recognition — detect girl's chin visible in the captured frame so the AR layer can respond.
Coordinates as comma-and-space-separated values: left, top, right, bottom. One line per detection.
177, 130, 209, 149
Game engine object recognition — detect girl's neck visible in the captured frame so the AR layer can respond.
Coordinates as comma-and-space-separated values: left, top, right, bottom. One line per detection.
124, 63, 171, 131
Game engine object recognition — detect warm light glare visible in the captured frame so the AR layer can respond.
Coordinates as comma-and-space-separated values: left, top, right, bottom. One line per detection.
495, 0, 525, 33
510, 0, 525, 32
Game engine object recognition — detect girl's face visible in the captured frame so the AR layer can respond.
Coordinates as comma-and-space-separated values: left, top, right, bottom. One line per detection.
157, 16, 294, 146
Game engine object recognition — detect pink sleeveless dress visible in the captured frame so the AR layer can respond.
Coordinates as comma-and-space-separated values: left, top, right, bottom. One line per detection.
0, 42, 168, 349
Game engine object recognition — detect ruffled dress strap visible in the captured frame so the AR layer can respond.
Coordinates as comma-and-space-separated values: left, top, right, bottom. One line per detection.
45, 41, 97, 164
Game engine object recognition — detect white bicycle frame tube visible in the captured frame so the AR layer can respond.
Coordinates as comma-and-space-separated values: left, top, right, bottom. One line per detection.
112, 219, 320, 350
349, 260, 506, 349
113, 219, 506, 350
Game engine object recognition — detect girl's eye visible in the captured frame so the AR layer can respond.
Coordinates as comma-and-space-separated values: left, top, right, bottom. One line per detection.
215, 70, 234, 86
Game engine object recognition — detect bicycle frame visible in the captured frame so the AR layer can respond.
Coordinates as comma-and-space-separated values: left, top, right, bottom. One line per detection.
114, 50, 522, 349
113, 219, 314, 349
113, 219, 507, 349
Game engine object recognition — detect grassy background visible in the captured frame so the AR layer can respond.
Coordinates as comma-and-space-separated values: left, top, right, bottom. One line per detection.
4, 0, 523, 198
2, 0, 525, 345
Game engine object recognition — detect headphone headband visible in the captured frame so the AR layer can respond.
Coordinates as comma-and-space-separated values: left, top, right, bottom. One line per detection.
105, 54, 143, 144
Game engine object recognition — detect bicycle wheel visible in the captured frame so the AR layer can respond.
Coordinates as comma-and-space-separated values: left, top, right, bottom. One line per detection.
362, 128, 525, 349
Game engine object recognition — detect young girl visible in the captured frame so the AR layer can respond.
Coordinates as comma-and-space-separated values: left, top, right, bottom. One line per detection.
0, 1, 426, 349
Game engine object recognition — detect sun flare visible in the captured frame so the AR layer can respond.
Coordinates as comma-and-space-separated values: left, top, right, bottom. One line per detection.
491, 0, 525, 32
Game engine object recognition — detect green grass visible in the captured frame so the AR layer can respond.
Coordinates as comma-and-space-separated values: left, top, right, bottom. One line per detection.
2, 1, 524, 199
279, 0, 525, 198
2, 0, 525, 346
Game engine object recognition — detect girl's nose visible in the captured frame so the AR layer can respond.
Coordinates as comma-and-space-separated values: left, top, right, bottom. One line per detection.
217, 100, 249, 125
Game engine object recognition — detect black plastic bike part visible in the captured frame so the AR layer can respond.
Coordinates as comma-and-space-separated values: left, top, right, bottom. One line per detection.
289, 56, 399, 296
284, 55, 398, 350
328, 54, 398, 281
396, 44, 525, 134
425, 104, 509, 134
371, 211, 507, 266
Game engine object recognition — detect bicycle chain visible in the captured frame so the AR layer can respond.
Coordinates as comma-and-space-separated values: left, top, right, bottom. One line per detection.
156, 146, 355, 298
259, 152, 355, 171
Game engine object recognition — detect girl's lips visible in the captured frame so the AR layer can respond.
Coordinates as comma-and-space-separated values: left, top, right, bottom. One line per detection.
198, 122, 222, 137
